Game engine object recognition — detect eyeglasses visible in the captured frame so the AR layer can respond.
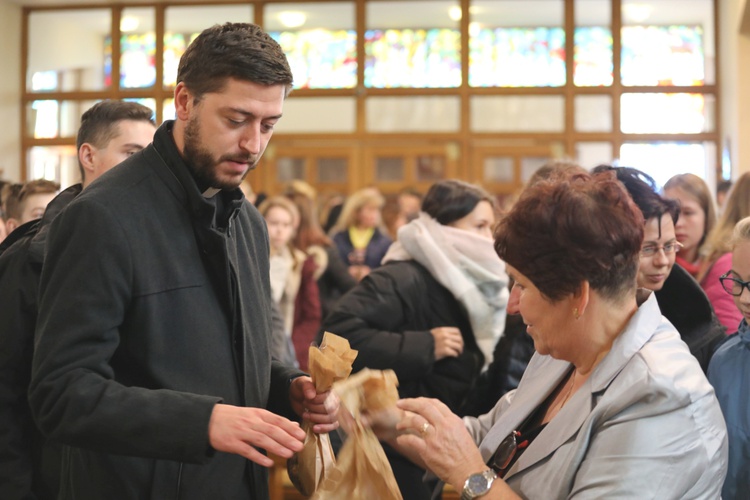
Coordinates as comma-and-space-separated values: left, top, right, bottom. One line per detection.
489, 431, 526, 477
719, 272, 750, 296
640, 241, 683, 258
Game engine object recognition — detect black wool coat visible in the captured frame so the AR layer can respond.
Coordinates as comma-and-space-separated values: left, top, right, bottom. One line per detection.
28, 122, 302, 500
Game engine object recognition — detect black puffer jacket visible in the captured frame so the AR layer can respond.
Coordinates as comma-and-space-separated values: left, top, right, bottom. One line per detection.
320, 260, 484, 414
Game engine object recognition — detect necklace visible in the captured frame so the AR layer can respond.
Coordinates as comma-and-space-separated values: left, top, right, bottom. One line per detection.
548, 369, 577, 420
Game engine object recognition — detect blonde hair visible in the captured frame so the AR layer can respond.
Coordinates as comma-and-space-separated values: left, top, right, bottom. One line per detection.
257, 196, 303, 268
329, 187, 385, 234
731, 216, 750, 249
663, 173, 717, 251
701, 172, 750, 268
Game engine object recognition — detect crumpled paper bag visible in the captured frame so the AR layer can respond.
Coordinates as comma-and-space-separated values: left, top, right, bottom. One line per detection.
311, 368, 402, 500
287, 332, 358, 496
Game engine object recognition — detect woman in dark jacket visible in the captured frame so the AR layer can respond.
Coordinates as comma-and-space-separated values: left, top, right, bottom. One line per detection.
321, 179, 508, 500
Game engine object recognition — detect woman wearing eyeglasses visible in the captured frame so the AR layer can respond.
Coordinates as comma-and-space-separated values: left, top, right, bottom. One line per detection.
594, 166, 726, 373
352, 171, 727, 499
708, 216, 750, 500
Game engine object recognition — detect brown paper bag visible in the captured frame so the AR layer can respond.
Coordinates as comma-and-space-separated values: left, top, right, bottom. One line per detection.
288, 332, 358, 496
311, 369, 403, 500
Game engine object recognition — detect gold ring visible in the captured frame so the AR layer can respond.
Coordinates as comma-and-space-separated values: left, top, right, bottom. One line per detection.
420, 422, 431, 436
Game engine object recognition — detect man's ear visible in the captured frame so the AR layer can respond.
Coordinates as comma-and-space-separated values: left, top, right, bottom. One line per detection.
174, 82, 193, 121
5, 218, 19, 234
79, 143, 96, 177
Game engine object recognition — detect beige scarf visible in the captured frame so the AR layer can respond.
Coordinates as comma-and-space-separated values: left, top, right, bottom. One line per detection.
382, 213, 508, 368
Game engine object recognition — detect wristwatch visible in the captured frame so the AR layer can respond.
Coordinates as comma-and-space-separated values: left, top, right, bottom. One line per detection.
460, 469, 497, 499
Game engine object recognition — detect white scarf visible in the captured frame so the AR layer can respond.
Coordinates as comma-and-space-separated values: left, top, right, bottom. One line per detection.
382, 213, 509, 368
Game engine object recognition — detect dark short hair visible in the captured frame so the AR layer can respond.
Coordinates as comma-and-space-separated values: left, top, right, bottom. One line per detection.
495, 171, 643, 302
421, 179, 495, 225
76, 100, 155, 152
177, 23, 293, 100
592, 165, 680, 225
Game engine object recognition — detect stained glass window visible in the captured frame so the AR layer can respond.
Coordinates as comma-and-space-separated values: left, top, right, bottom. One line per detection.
364, 29, 461, 88
621, 25, 704, 86
470, 27, 566, 87
270, 30, 356, 89
574, 27, 613, 87
104, 33, 156, 88
163, 33, 198, 87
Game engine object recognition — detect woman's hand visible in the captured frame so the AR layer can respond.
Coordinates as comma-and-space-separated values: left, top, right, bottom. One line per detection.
395, 397, 486, 489
430, 327, 464, 360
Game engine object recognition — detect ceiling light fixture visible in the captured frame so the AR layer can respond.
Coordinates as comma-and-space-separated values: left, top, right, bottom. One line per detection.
278, 11, 307, 29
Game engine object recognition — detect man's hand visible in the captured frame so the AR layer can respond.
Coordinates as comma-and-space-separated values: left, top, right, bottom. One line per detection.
208, 404, 305, 467
289, 376, 340, 434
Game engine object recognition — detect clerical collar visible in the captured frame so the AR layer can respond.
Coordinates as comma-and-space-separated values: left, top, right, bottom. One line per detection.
202, 187, 221, 198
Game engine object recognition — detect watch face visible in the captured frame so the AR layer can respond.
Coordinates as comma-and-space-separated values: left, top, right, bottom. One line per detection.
467, 474, 490, 494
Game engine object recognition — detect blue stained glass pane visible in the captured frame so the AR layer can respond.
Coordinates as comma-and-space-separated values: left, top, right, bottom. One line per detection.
270, 30, 357, 89
574, 27, 613, 87
364, 28, 461, 88
120, 33, 156, 88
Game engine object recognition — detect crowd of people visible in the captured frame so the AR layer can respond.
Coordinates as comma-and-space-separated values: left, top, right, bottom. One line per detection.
0, 20, 747, 500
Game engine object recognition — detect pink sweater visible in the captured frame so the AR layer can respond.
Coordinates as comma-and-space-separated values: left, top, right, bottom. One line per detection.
701, 252, 743, 334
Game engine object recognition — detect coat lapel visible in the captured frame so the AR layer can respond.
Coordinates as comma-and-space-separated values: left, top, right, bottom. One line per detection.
481, 294, 664, 478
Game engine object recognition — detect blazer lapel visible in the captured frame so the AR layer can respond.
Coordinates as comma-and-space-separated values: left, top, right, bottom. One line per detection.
478, 358, 572, 464
505, 376, 594, 478
500, 294, 663, 479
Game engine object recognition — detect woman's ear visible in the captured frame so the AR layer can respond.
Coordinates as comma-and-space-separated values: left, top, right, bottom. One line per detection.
573, 281, 590, 319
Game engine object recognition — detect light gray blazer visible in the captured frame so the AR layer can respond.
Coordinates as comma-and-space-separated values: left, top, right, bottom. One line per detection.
464, 294, 727, 499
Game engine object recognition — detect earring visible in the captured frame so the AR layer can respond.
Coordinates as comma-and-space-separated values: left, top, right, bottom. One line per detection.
573, 307, 580, 320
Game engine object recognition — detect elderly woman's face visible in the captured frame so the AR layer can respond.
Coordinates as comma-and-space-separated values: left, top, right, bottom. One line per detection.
637, 216, 677, 291
447, 200, 494, 239
507, 264, 577, 358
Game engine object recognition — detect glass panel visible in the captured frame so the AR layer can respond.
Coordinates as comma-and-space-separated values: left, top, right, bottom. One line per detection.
164, 5, 253, 88
265, 2, 356, 89
366, 1, 460, 88
483, 157, 514, 183
470, 0, 565, 87
470, 96, 565, 132
415, 155, 446, 182
123, 98, 157, 121
575, 95, 612, 132
317, 158, 348, 183
28, 145, 79, 188
28, 9, 111, 92
366, 96, 460, 132
621, 0, 715, 86
618, 142, 716, 189
620, 94, 713, 133
26, 100, 100, 139
574, 0, 612, 86
275, 97, 356, 133
375, 157, 404, 182
116, 8, 156, 89
575, 142, 614, 169
163, 98, 175, 123
521, 157, 550, 183
277, 157, 306, 182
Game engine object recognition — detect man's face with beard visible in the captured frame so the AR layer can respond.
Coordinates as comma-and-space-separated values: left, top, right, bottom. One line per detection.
178, 78, 285, 190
